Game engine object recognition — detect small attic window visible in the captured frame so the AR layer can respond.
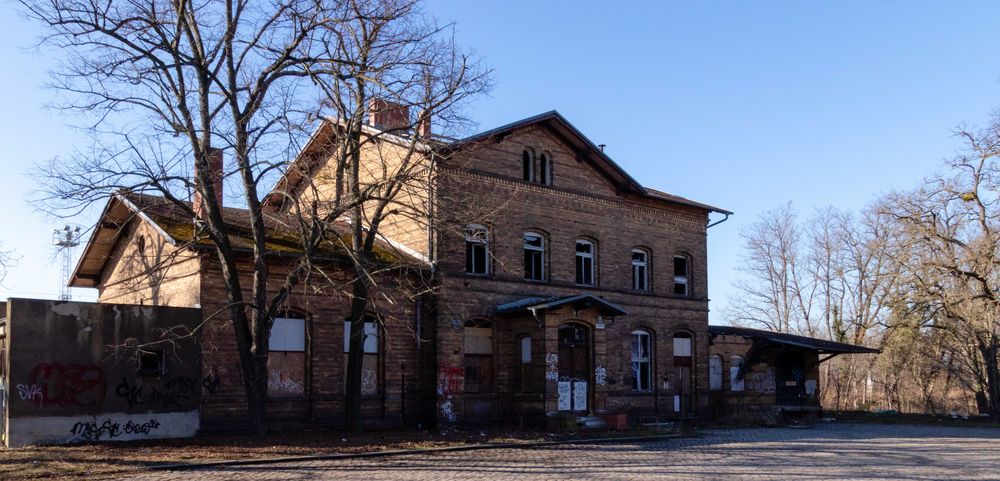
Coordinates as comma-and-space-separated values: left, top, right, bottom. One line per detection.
137, 235, 146, 257
522, 148, 535, 182
539, 153, 551, 185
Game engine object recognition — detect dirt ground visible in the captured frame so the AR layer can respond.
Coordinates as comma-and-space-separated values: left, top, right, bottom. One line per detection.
1, 426, 647, 480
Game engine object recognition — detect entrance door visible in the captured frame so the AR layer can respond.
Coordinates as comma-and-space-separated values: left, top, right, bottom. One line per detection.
557, 323, 590, 412
775, 351, 805, 405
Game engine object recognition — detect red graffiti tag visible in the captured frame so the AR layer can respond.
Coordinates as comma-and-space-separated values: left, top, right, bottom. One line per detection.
437, 367, 463, 396
29, 363, 107, 408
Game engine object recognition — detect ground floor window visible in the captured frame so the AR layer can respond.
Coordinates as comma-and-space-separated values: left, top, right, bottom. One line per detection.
631, 330, 652, 391
344, 317, 380, 396
464, 319, 495, 393
269, 317, 306, 397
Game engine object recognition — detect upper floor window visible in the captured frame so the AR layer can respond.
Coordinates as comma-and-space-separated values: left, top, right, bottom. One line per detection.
631, 330, 652, 391
575, 239, 596, 286
631, 248, 650, 291
522, 149, 535, 182
523, 232, 546, 281
465, 224, 489, 276
673, 255, 690, 296
538, 152, 551, 185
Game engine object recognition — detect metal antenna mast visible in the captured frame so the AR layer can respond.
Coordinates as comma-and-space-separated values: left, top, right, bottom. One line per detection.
52, 224, 82, 301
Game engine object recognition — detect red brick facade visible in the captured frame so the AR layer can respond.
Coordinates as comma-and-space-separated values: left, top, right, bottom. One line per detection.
74, 111, 731, 429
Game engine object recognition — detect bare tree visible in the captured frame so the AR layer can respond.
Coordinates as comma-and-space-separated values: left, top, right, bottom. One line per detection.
23, 0, 489, 433
725, 203, 814, 333
883, 118, 1000, 418
0, 242, 15, 285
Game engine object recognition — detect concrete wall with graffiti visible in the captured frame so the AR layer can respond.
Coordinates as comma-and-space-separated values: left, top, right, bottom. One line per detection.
2, 299, 202, 447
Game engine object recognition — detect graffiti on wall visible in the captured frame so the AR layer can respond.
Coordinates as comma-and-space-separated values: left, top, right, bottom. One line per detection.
437, 367, 463, 396
746, 369, 776, 394
594, 366, 607, 386
115, 377, 200, 409
28, 363, 107, 408
16, 384, 44, 407
268, 370, 305, 395
545, 353, 559, 381
361, 369, 377, 395
70, 418, 161, 441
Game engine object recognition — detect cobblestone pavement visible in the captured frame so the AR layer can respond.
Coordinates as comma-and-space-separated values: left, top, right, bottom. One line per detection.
127, 423, 1000, 480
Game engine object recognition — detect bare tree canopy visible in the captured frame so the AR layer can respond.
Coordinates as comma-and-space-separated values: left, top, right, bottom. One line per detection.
22, 0, 491, 433
726, 113, 1000, 418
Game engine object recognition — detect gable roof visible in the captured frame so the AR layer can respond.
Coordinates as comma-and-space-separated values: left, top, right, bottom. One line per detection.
70, 192, 423, 288
266, 110, 731, 215
708, 325, 880, 354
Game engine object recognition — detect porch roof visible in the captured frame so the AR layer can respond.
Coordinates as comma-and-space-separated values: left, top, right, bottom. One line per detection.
496, 294, 628, 317
708, 325, 880, 354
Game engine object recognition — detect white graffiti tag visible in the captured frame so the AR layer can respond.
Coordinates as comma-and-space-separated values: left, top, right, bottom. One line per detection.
594, 366, 607, 386
16, 384, 44, 407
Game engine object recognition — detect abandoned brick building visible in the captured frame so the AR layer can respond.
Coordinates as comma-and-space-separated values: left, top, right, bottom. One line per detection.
65, 106, 873, 431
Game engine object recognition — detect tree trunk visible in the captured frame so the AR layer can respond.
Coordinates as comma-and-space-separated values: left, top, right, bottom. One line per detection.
980, 343, 1000, 419
344, 280, 370, 433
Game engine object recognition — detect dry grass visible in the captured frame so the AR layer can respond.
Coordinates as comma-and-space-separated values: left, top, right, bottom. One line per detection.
1, 426, 647, 480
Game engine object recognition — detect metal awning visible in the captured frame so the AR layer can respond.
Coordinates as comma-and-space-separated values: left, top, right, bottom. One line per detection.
496, 294, 627, 317
709, 325, 880, 354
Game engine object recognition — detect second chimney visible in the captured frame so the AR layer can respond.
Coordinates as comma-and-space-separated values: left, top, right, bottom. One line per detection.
368, 98, 410, 132
193, 147, 223, 221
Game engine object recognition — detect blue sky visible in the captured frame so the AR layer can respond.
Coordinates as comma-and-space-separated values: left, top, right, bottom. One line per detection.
2, 1, 1000, 322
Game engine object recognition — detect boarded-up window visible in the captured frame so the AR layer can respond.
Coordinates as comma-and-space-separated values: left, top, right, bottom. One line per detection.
673, 335, 692, 357
464, 320, 494, 393
514, 335, 538, 393
268, 317, 306, 397
344, 318, 379, 396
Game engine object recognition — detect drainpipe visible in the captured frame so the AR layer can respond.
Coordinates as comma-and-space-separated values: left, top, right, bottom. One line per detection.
707, 212, 731, 229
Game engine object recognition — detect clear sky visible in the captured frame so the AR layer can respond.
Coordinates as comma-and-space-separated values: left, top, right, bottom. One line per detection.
2, 1, 1000, 322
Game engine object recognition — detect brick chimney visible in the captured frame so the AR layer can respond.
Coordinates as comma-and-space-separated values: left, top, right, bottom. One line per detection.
416, 112, 432, 138
368, 98, 410, 131
193, 147, 223, 220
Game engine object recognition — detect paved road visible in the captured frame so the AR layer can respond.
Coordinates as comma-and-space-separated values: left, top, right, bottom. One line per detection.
129, 423, 1000, 480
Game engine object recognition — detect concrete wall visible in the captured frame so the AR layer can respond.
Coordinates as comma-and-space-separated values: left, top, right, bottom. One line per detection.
3, 299, 203, 447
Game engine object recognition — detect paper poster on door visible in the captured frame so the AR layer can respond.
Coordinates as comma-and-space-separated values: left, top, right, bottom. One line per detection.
557, 381, 571, 411
572, 381, 587, 411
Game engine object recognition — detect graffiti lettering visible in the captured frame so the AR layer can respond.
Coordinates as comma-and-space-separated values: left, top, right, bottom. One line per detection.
17, 384, 44, 407
361, 369, 377, 395
545, 353, 559, 382
594, 366, 607, 386
440, 400, 457, 423
267, 370, 304, 395
436, 367, 463, 396
29, 363, 106, 408
70, 418, 161, 441
746, 369, 776, 394
115, 377, 196, 409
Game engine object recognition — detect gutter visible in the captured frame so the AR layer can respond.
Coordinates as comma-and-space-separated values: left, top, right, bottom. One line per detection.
707, 212, 730, 229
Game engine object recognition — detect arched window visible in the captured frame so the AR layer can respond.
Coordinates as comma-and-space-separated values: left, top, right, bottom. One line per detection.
523, 231, 546, 281
631, 330, 653, 391
631, 248, 650, 291
538, 152, 551, 185
521, 148, 535, 182
575, 239, 596, 286
344, 316, 380, 396
465, 224, 489, 275
730, 355, 745, 392
709, 355, 723, 391
464, 319, 494, 393
673, 255, 690, 296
